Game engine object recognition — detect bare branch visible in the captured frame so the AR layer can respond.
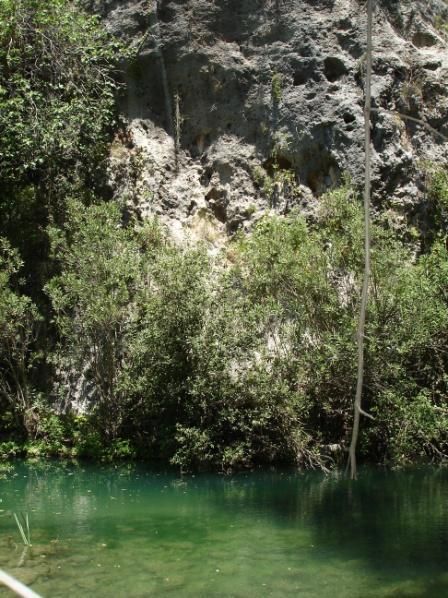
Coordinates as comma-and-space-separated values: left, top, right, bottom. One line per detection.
348, 0, 373, 480
372, 108, 448, 143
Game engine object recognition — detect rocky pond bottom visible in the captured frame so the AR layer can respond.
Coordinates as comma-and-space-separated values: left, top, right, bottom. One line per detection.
0, 463, 447, 597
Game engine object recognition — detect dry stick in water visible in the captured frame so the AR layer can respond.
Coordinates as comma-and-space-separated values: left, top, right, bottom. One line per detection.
0, 569, 42, 598
13, 513, 31, 547
348, 0, 374, 480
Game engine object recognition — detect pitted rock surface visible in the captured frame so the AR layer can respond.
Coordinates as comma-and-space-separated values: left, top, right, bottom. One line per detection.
87, 0, 448, 238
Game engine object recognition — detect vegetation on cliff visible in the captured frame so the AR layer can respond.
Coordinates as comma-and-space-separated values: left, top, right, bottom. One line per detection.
2, 179, 448, 470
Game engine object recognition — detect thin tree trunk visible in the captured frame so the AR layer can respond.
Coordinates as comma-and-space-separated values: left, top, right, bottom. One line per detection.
348, 0, 373, 480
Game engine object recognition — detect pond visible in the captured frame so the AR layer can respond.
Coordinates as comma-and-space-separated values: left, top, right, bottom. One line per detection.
0, 463, 447, 597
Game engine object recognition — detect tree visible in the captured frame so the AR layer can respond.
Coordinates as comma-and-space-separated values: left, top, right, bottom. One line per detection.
348, 0, 374, 479
0, 238, 41, 433
46, 201, 142, 439
0, 0, 125, 300
0, 0, 120, 189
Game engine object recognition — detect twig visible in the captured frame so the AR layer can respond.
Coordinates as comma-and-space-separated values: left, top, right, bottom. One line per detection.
372, 108, 448, 142
0, 569, 42, 598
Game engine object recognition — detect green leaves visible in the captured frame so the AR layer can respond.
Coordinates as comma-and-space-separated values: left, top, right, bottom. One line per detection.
45, 201, 143, 438
0, 0, 123, 186
2, 153, 447, 469
0, 238, 41, 427
42, 184, 448, 469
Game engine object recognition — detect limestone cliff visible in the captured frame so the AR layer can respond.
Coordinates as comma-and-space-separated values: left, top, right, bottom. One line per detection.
88, 0, 448, 241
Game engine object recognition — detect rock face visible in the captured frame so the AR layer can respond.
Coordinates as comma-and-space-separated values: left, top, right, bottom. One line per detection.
89, 0, 448, 239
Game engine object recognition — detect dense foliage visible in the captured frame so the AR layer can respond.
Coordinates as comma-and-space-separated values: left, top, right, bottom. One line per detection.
2, 180, 448, 470
0, 238, 40, 434
0, 0, 124, 301
0, 0, 447, 471
0, 0, 117, 181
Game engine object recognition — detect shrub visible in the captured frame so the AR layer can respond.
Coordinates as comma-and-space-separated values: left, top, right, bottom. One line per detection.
0, 238, 41, 433
0, 0, 122, 187
0, 0, 127, 315
46, 200, 143, 439
22, 183, 448, 469
122, 240, 211, 458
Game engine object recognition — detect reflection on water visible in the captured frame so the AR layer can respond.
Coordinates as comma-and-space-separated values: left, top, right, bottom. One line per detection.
0, 463, 447, 597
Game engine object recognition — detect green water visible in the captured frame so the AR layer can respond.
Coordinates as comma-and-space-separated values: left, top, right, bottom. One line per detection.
0, 463, 447, 597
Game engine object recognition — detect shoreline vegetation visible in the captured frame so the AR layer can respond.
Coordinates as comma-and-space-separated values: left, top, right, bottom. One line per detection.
1, 1, 448, 473
2, 179, 447, 472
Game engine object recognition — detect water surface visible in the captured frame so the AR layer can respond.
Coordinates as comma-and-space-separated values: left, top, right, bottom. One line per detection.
0, 463, 447, 597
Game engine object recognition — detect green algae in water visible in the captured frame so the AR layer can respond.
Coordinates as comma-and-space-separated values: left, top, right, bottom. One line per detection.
0, 464, 447, 597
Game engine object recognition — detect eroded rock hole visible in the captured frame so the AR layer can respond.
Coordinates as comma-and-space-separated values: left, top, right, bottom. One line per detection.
205, 187, 227, 223
306, 154, 341, 195
323, 56, 348, 82
343, 112, 355, 124
263, 155, 293, 176
293, 71, 307, 86
158, 4, 174, 23
412, 31, 437, 48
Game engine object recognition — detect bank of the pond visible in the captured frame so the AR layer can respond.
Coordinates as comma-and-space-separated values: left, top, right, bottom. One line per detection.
0, 463, 447, 597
